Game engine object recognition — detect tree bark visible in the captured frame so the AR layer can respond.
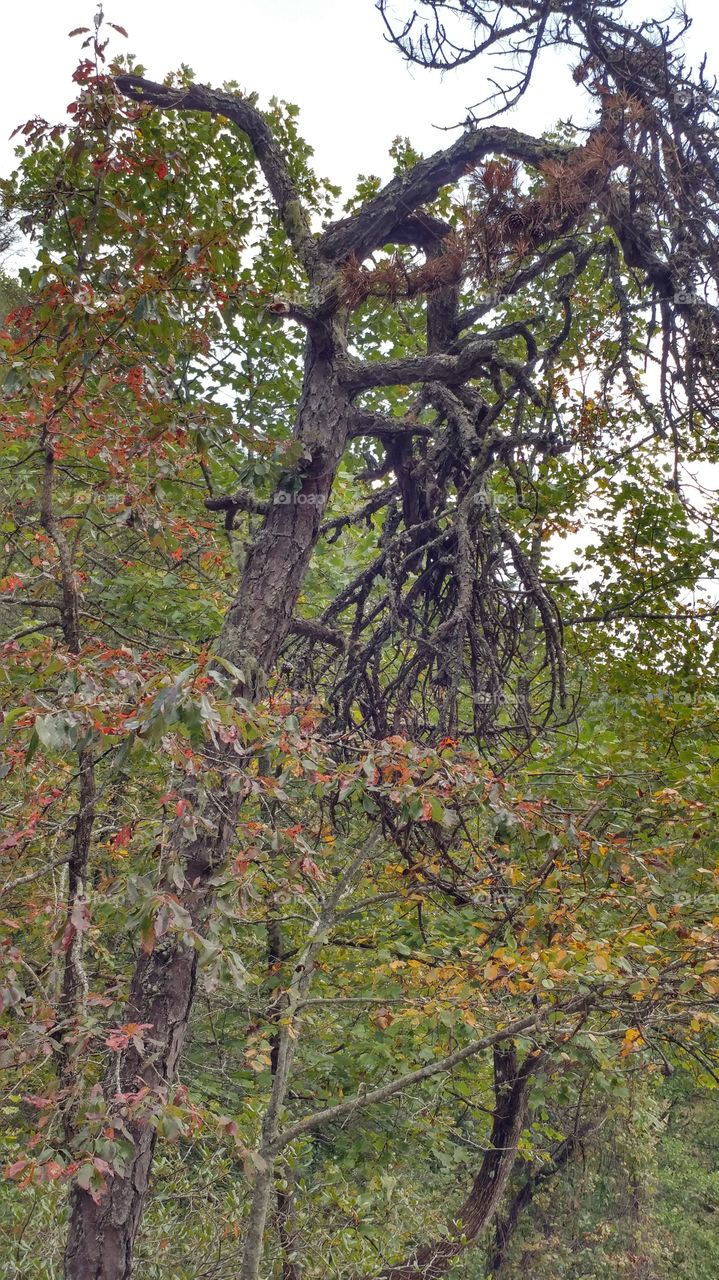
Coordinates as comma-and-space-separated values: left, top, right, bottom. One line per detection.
61, 57, 615, 1278
486, 1122, 593, 1278
276, 1173, 302, 1280
63, 325, 353, 1279
377, 1047, 538, 1280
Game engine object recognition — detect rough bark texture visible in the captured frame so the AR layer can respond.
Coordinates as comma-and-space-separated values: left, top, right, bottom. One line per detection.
62, 7, 713, 1264
276, 1174, 302, 1280
486, 1121, 592, 1278
40, 445, 98, 1105
377, 1047, 537, 1280
57, 747, 96, 1085
64, 322, 352, 1279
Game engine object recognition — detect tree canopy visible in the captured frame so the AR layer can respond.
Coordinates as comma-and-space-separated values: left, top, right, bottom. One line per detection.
1, 5, 718, 1279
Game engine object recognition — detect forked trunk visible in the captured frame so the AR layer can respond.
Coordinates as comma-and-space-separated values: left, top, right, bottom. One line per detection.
378, 1047, 536, 1280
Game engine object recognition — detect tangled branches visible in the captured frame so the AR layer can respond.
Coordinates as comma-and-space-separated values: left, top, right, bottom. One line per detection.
379, 0, 719, 429
263, 1, 719, 751
285, 296, 576, 752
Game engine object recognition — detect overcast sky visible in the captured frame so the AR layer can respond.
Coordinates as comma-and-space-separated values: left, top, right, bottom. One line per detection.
2, 0, 718, 199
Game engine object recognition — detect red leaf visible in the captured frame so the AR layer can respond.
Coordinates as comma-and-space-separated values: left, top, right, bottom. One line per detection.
106, 1023, 152, 1053
300, 855, 325, 882
109, 23, 128, 37
105, 1030, 129, 1051
68, 27, 91, 36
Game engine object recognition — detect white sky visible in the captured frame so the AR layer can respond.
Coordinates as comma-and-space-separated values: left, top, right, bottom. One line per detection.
2, 2, 717, 578
1, 0, 718, 198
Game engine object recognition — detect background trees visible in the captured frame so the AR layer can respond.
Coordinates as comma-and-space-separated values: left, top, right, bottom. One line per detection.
1, 5, 718, 1278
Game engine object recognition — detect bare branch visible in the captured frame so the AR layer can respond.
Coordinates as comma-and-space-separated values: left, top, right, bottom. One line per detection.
115, 75, 316, 268
348, 408, 433, 440
319, 126, 570, 262
271, 996, 590, 1153
339, 340, 497, 391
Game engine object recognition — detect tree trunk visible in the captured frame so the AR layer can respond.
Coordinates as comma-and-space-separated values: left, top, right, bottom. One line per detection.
378, 1047, 537, 1280
64, 327, 351, 1279
277, 1173, 302, 1280
486, 1123, 591, 1278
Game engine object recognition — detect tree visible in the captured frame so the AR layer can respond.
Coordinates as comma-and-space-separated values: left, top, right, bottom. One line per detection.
483, 1076, 719, 1280
1, 5, 718, 1278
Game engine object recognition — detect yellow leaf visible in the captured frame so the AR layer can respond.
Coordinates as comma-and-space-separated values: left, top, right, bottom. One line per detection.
620, 1028, 644, 1056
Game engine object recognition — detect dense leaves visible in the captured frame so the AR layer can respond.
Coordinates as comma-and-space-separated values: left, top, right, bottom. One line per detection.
0, 8, 718, 1280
